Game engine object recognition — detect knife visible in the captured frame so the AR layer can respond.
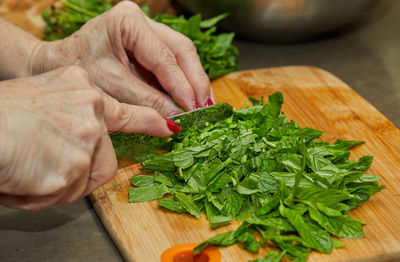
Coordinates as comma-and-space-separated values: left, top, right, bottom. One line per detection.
168, 102, 233, 130
110, 103, 234, 161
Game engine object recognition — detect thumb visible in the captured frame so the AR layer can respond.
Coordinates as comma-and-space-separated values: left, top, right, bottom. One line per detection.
101, 93, 180, 136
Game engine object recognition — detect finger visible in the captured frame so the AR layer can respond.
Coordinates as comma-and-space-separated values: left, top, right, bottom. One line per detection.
82, 133, 117, 196
146, 17, 216, 106
0, 193, 63, 211
129, 58, 164, 93
210, 87, 217, 104
117, 5, 196, 110
101, 91, 179, 136
56, 170, 90, 205
91, 58, 182, 116
0, 168, 87, 209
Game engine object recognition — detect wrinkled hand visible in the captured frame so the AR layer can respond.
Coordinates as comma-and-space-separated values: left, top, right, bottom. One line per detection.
0, 66, 176, 210
32, 1, 215, 116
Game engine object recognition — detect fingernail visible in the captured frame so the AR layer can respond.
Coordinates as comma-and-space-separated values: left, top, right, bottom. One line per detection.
164, 118, 181, 133
193, 101, 201, 110
205, 98, 214, 107
172, 112, 182, 116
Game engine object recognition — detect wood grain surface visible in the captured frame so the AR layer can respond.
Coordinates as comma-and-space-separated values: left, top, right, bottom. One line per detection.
90, 66, 400, 262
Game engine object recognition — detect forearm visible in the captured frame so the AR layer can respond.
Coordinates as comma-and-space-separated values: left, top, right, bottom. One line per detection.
29, 36, 77, 76
0, 96, 13, 192
0, 106, 5, 177
0, 18, 43, 80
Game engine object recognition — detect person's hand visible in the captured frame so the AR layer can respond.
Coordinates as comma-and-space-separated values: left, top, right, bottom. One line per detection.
0, 66, 178, 210
31, 1, 215, 116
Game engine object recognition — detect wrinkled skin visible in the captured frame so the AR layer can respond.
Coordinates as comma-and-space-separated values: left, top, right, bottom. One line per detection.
0, 66, 174, 211
0, 1, 213, 210
30, 1, 215, 116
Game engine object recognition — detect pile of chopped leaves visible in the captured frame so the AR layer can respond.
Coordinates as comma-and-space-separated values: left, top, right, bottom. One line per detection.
128, 92, 383, 262
41, 0, 238, 79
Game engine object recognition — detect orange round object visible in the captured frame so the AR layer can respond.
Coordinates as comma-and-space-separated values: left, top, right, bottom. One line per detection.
161, 243, 221, 262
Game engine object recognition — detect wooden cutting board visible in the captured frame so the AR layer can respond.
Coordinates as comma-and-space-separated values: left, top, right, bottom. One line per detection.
89, 66, 400, 262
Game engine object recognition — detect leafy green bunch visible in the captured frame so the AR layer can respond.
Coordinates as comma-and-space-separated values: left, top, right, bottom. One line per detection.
150, 12, 238, 79
42, 0, 238, 79
42, 0, 114, 41
129, 92, 383, 262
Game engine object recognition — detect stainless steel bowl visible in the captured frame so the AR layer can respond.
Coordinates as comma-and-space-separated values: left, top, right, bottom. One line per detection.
179, 0, 380, 43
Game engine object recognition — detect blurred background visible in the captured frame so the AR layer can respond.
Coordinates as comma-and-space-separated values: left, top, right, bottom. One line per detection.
0, 1, 399, 262
1, 0, 394, 124
0, 0, 174, 38
0, 0, 382, 42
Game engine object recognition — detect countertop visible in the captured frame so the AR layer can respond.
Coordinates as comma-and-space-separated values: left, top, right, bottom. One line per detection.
0, 0, 399, 261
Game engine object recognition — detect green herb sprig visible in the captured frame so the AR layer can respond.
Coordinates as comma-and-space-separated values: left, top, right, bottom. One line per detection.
129, 92, 383, 262
151, 12, 238, 79
42, 1, 238, 79
42, 0, 114, 41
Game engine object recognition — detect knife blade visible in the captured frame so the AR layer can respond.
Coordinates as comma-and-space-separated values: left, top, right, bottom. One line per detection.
168, 102, 233, 130
110, 103, 234, 161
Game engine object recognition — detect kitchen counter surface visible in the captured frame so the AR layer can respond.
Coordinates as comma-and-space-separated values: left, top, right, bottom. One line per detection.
0, 1, 399, 261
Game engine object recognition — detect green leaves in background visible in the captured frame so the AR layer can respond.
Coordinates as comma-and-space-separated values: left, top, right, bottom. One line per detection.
42, 1, 238, 79
42, 0, 114, 40
128, 92, 383, 262
152, 11, 238, 79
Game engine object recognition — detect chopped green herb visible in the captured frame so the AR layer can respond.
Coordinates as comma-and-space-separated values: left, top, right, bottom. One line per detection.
128, 92, 383, 261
